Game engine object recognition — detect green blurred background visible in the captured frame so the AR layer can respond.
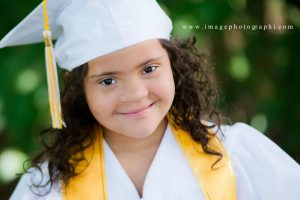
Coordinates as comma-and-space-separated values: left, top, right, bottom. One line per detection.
0, 0, 299, 199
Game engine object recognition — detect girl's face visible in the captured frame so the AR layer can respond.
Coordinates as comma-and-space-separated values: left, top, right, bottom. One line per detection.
84, 39, 175, 138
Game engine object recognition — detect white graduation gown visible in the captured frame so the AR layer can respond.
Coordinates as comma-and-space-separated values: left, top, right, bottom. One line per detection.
9, 122, 300, 200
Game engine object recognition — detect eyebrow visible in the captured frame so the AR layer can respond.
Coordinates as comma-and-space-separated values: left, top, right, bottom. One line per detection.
89, 55, 164, 78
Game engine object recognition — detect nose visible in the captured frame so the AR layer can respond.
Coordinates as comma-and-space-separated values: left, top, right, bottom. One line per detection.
119, 79, 149, 103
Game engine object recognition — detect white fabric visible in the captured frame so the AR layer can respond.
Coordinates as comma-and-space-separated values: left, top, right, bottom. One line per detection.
0, 0, 172, 70
9, 122, 300, 200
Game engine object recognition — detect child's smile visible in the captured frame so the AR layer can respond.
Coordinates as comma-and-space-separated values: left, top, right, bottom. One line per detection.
117, 101, 156, 118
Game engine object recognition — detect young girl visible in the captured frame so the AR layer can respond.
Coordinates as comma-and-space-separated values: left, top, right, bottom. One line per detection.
1, 0, 299, 199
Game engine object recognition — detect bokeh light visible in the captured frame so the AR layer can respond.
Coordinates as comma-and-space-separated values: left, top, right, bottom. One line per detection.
0, 148, 28, 183
250, 113, 268, 133
15, 68, 41, 94
229, 54, 251, 81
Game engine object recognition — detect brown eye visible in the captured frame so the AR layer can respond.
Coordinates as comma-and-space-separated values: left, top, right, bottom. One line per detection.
99, 78, 116, 86
143, 66, 157, 74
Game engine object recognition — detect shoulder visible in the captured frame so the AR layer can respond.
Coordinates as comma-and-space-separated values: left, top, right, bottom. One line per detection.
215, 122, 299, 164
215, 122, 265, 151
9, 162, 62, 200
203, 121, 259, 151
215, 122, 297, 162
213, 122, 300, 199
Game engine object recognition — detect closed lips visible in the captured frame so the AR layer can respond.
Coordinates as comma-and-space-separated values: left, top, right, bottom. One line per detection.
120, 102, 155, 114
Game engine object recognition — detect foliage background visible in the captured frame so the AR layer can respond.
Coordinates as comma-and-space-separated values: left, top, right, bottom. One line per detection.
0, 0, 299, 199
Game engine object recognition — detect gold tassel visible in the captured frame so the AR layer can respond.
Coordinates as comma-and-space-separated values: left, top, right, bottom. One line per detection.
43, 0, 65, 129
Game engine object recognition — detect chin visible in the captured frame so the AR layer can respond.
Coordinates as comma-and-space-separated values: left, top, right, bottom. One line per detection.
123, 122, 160, 139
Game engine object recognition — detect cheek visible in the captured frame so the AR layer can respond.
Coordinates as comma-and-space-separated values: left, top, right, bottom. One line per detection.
85, 87, 115, 119
151, 68, 175, 103
165, 75, 175, 103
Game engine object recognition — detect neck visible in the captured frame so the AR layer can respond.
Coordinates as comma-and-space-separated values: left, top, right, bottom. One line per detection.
103, 118, 168, 155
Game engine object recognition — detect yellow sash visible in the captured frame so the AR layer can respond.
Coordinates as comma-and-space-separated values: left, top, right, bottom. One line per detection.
63, 121, 237, 200
62, 128, 107, 199
169, 123, 237, 200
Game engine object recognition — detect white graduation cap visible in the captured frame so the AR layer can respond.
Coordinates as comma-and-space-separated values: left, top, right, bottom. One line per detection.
0, 0, 173, 129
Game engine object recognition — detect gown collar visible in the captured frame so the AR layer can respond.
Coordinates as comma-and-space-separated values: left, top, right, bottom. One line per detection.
103, 123, 204, 200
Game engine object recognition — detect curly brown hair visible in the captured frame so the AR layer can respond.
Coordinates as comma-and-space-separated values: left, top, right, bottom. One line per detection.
27, 36, 227, 194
